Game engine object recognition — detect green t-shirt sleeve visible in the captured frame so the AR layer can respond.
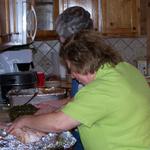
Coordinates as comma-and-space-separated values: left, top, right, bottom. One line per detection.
62, 88, 112, 127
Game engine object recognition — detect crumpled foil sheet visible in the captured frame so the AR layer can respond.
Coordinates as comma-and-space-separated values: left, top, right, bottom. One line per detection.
0, 131, 76, 150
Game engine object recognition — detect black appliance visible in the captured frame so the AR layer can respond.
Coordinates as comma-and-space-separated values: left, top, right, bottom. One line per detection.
0, 71, 38, 104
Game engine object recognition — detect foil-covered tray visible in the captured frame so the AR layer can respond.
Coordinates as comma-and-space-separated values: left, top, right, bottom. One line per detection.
0, 131, 76, 150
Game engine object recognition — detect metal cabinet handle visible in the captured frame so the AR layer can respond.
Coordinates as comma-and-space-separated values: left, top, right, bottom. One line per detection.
31, 5, 37, 41
27, 5, 37, 42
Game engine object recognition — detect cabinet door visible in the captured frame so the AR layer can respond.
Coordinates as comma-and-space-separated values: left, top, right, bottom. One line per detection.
0, 0, 11, 45
147, 0, 150, 59
59, 0, 99, 30
101, 0, 141, 37
33, 0, 59, 40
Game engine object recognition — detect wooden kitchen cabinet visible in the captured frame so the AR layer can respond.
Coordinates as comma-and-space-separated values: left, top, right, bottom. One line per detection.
59, 0, 99, 31
0, 0, 147, 44
34, 0, 99, 40
100, 0, 145, 37
147, 0, 150, 60
59, 0, 146, 37
0, 0, 12, 49
32, 0, 59, 40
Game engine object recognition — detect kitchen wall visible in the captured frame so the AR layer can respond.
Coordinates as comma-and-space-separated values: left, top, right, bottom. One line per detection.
31, 37, 147, 77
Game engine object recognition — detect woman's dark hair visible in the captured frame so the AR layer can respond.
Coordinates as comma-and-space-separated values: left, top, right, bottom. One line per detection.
60, 30, 123, 75
55, 6, 93, 39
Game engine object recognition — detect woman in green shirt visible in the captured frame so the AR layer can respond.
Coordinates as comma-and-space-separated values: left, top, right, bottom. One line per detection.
7, 30, 150, 150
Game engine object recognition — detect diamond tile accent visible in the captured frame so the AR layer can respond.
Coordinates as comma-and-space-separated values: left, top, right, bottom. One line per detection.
113, 40, 128, 51
129, 39, 144, 50
138, 38, 147, 47
46, 40, 59, 47
105, 38, 120, 46
122, 38, 134, 46
37, 43, 51, 55
31, 41, 43, 48
33, 50, 43, 64
38, 56, 52, 71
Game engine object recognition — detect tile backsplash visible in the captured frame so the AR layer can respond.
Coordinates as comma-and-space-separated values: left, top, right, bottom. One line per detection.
105, 37, 147, 66
31, 40, 62, 77
31, 37, 147, 77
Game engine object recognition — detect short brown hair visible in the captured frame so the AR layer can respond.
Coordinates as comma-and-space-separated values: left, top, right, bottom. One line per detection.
60, 30, 123, 75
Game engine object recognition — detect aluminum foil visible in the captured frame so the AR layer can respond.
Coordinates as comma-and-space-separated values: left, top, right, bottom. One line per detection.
0, 131, 76, 150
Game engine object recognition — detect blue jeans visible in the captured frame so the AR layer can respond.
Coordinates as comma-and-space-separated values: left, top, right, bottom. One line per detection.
72, 128, 84, 150
71, 79, 84, 150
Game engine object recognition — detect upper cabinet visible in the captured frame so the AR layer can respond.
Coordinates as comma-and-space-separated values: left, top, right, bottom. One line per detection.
34, 0, 99, 40
59, 0, 99, 31
0, 0, 147, 46
32, 0, 59, 40
0, 0, 39, 51
101, 0, 146, 37
0, 0, 11, 49
0, 0, 59, 48
59, 0, 146, 37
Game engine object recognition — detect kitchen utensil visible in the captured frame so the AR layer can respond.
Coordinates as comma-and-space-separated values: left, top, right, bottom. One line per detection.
23, 91, 38, 105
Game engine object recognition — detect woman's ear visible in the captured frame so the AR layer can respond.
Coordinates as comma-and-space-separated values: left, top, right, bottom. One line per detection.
59, 36, 66, 43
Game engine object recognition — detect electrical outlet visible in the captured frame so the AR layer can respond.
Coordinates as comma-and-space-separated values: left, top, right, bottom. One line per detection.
137, 60, 147, 75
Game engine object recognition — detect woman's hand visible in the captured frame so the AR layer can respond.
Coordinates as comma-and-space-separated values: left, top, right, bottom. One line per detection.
6, 115, 32, 134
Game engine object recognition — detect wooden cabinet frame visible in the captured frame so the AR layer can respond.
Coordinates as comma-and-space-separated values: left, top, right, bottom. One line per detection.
34, 0, 59, 41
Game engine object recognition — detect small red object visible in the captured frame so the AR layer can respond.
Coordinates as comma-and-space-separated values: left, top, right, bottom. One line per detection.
37, 72, 45, 87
